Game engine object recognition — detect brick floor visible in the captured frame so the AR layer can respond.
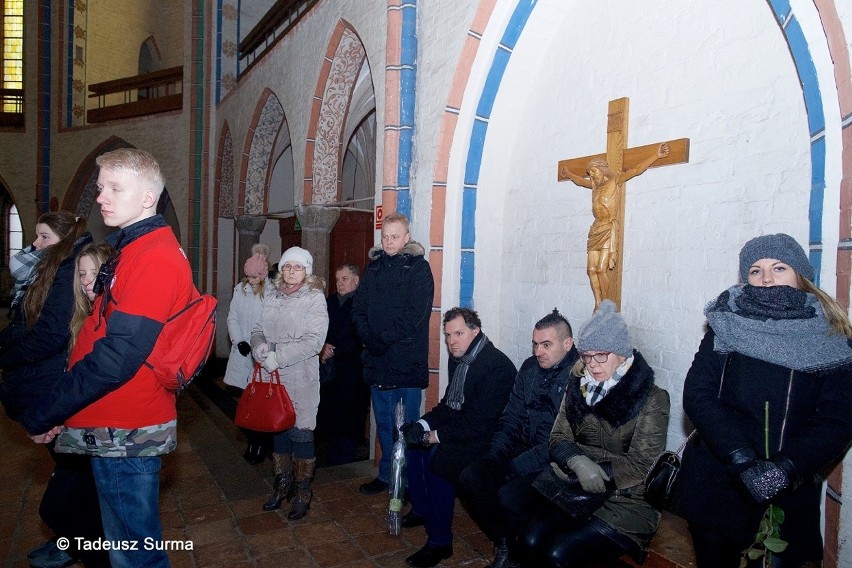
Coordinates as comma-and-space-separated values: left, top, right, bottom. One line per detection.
0, 380, 695, 568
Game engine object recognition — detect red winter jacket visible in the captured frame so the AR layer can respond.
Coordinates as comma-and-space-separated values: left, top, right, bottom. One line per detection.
21, 216, 195, 433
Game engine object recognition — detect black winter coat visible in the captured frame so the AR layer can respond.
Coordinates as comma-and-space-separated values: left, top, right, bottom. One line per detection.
485, 349, 577, 477
0, 234, 92, 421
670, 329, 852, 563
316, 293, 369, 437
352, 242, 434, 389
422, 338, 517, 483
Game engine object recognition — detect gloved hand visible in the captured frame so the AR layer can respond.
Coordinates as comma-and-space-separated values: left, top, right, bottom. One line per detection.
237, 341, 251, 357
401, 422, 427, 448
566, 455, 611, 493
739, 459, 790, 503
262, 351, 279, 372
550, 461, 572, 482
253, 343, 269, 363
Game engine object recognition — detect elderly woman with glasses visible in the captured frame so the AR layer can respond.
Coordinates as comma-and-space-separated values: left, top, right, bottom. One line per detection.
251, 246, 329, 520
516, 300, 670, 568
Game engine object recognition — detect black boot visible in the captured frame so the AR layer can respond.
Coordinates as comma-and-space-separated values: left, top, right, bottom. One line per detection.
262, 453, 293, 511
287, 458, 316, 520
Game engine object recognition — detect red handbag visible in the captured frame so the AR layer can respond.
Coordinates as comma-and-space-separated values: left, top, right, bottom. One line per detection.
234, 363, 296, 432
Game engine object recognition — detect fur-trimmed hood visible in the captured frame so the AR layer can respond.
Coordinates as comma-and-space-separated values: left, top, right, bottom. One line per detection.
563, 350, 655, 428
368, 240, 426, 261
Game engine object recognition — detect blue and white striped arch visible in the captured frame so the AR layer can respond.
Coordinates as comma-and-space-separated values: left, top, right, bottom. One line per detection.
457, 0, 826, 305
765, 0, 825, 285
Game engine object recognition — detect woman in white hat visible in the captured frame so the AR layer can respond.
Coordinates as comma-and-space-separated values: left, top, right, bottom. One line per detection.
250, 246, 328, 520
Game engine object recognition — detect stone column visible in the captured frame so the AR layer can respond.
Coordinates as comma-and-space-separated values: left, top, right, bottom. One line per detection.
234, 214, 267, 268
295, 204, 340, 285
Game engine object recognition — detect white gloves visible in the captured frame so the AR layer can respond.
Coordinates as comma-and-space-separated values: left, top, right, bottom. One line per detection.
253, 342, 269, 362
567, 455, 611, 493
262, 351, 279, 372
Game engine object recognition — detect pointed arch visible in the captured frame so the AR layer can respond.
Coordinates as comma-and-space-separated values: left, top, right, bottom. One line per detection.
303, 20, 368, 205
239, 88, 286, 214
216, 123, 235, 218
61, 136, 180, 242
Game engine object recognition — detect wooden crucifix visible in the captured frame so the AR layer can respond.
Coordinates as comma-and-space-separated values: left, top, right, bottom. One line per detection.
558, 97, 689, 311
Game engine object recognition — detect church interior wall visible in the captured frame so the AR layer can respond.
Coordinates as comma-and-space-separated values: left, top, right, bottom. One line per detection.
469, 0, 813, 446
86, 0, 184, 83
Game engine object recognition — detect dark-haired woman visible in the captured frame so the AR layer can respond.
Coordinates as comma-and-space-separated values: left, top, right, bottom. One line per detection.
671, 234, 852, 567
0, 211, 109, 568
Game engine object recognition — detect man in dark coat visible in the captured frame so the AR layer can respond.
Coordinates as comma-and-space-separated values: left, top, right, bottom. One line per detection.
316, 263, 369, 465
352, 212, 434, 494
401, 307, 517, 568
458, 309, 578, 568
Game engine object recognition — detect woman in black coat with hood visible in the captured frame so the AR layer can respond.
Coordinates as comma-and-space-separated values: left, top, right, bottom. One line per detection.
671, 234, 852, 567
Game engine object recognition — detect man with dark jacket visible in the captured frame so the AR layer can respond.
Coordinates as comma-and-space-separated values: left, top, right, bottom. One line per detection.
352, 212, 434, 494
402, 307, 517, 568
22, 148, 195, 568
458, 309, 578, 568
316, 263, 369, 465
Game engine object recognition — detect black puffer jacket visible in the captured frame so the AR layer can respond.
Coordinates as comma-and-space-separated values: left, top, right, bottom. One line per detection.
352, 241, 434, 389
671, 329, 852, 563
0, 234, 92, 421
485, 349, 577, 477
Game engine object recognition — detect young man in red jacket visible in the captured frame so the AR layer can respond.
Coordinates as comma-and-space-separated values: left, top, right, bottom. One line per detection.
23, 148, 195, 568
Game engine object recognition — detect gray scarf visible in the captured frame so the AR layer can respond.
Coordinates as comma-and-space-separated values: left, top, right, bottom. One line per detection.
9, 245, 45, 308
706, 284, 852, 372
446, 332, 489, 410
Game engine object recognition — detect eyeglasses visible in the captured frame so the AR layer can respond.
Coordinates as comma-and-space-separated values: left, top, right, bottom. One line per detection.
581, 352, 610, 364
282, 263, 305, 272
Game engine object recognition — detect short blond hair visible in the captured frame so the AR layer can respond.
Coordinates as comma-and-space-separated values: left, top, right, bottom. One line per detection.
383, 212, 410, 233
96, 148, 165, 197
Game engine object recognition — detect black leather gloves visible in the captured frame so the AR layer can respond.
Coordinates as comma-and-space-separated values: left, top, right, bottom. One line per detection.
400, 422, 428, 448
237, 341, 251, 356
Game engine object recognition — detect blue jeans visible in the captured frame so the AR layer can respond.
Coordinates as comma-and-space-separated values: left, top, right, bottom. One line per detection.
371, 386, 422, 482
407, 446, 456, 546
91, 456, 168, 568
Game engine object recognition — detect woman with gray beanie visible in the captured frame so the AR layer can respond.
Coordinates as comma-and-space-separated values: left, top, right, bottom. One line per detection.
670, 233, 852, 567
517, 300, 670, 567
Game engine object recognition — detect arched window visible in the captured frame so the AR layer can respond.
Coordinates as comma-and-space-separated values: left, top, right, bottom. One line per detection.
7, 203, 21, 261
1, 0, 24, 127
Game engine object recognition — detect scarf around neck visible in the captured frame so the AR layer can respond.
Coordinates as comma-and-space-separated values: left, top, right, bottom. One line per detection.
446, 332, 490, 410
9, 245, 45, 307
580, 354, 634, 406
706, 284, 852, 372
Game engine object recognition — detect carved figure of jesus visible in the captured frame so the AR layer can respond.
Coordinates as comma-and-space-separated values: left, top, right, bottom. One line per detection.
562, 143, 670, 307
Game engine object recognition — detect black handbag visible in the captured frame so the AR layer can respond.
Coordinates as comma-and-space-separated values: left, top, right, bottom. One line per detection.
645, 354, 730, 510
532, 461, 614, 520
644, 430, 694, 510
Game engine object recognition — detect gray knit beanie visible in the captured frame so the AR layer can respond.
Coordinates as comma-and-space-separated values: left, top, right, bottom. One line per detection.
738, 233, 813, 283
575, 300, 632, 357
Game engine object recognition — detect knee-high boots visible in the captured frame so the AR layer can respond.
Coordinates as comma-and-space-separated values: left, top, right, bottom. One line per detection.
262, 453, 294, 511
287, 458, 316, 521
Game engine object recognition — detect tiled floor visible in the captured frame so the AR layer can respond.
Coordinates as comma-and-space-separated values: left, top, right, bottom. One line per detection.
0, 377, 695, 568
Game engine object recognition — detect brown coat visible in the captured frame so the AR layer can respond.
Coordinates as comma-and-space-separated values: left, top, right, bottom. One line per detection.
549, 351, 670, 552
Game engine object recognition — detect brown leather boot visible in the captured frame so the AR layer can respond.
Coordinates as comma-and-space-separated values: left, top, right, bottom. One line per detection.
262, 453, 293, 511
287, 458, 316, 520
